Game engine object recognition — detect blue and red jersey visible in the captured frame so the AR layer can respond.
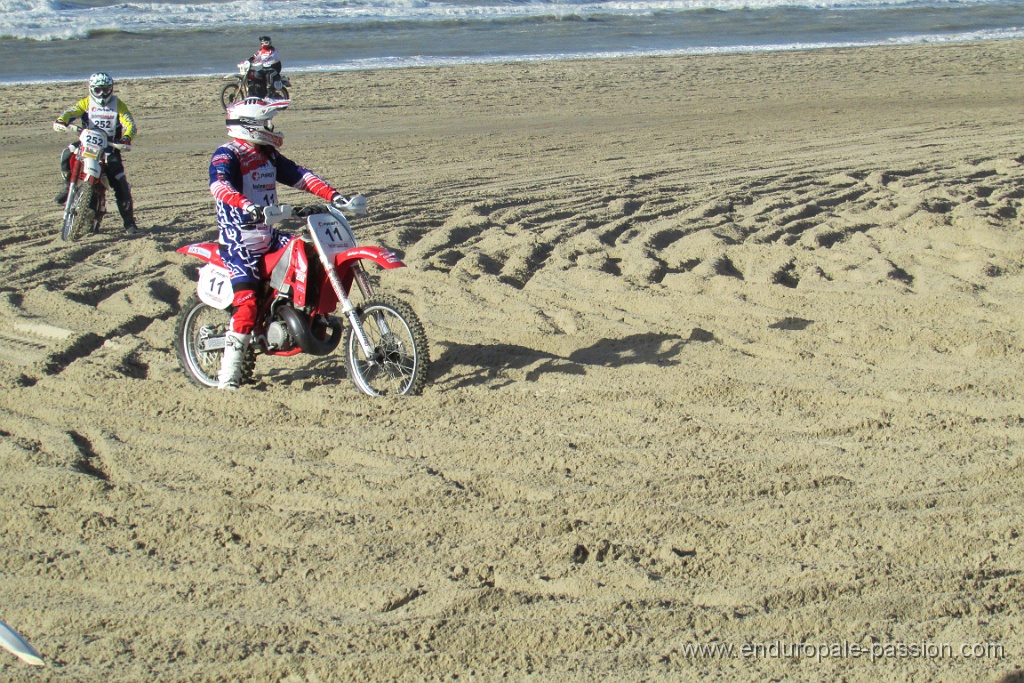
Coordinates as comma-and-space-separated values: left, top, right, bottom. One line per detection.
209, 138, 337, 286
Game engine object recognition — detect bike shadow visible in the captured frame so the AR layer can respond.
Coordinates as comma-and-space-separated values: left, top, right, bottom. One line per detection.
257, 328, 714, 391
260, 355, 348, 387
432, 329, 713, 390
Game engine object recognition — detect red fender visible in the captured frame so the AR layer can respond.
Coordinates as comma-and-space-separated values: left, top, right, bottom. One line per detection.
333, 246, 406, 272
315, 246, 406, 313
176, 242, 226, 267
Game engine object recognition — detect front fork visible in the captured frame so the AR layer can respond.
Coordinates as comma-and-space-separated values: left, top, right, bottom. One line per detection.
62, 153, 80, 211
319, 256, 390, 361
64, 152, 107, 210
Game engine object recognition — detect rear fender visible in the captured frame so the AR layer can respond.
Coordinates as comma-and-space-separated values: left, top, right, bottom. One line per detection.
177, 242, 226, 268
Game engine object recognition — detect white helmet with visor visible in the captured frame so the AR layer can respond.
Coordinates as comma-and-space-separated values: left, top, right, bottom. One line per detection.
225, 97, 290, 148
88, 72, 114, 106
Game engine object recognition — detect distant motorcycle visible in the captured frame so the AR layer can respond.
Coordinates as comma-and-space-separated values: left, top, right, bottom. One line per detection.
53, 122, 131, 241
174, 197, 430, 396
221, 60, 290, 110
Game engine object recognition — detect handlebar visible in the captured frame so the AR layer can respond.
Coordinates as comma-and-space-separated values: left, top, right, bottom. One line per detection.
53, 121, 131, 151
242, 195, 369, 226
53, 121, 80, 134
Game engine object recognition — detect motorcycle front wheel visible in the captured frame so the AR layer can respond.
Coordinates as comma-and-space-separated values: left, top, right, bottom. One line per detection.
220, 82, 242, 111
345, 294, 429, 396
61, 184, 96, 242
174, 294, 254, 388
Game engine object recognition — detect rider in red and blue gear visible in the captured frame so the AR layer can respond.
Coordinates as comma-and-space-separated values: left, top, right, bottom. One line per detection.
249, 35, 283, 97
210, 97, 351, 389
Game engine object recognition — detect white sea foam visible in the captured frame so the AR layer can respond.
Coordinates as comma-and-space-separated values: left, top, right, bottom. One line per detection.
294, 26, 1024, 72
0, 0, 1016, 41
1, 0, 1020, 83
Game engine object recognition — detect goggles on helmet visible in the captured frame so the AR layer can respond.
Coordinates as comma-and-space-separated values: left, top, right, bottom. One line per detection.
91, 84, 113, 99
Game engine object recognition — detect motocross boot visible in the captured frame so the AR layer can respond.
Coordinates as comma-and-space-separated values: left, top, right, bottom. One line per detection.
217, 332, 251, 390
112, 176, 138, 234
54, 147, 72, 205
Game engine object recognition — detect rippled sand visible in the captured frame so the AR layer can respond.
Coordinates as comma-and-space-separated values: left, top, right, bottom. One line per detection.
1, 40, 1023, 681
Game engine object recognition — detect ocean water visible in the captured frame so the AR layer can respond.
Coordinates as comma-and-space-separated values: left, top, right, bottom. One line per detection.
2, 0, 1023, 84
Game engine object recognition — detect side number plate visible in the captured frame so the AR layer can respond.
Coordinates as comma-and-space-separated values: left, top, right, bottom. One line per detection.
197, 263, 233, 309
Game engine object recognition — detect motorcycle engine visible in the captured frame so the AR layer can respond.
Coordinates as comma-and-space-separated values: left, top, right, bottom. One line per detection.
266, 320, 292, 351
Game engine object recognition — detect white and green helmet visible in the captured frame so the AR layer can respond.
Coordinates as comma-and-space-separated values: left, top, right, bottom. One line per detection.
88, 72, 114, 106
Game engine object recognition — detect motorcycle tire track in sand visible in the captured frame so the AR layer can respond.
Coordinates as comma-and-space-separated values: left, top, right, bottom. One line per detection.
1, 40, 1024, 681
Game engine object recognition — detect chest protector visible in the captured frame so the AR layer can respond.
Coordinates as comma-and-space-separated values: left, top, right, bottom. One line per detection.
87, 97, 120, 138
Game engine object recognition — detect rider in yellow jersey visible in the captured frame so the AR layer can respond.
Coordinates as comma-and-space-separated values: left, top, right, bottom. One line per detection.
53, 73, 139, 234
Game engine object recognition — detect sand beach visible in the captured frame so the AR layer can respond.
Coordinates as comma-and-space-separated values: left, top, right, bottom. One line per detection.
2, 39, 1024, 681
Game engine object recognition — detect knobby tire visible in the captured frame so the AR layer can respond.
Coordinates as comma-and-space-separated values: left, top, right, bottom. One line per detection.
174, 294, 254, 388
61, 184, 96, 242
345, 294, 430, 396
220, 82, 242, 111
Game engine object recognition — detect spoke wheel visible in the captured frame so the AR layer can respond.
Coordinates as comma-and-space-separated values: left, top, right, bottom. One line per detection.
174, 294, 255, 388
345, 295, 429, 396
61, 184, 96, 242
220, 82, 242, 111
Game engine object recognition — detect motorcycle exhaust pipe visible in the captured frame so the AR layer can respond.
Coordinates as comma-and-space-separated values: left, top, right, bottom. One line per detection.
277, 305, 342, 356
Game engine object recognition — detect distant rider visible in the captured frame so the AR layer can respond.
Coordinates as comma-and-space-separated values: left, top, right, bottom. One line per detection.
249, 35, 283, 97
209, 97, 354, 390
53, 72, 139, 234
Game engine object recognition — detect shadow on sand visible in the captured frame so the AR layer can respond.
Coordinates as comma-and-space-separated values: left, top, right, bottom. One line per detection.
432, 328, 714, 390
256, 328, 716, 391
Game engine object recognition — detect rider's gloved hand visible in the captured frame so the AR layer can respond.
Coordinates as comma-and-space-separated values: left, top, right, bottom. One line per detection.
330, 193, 348, 209
52, 121, 67, 132
244, 204, 265, 224
120, 135, 132, 147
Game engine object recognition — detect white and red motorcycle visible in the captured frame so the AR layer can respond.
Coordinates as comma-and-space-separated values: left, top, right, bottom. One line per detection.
221, 60, 290, 110
53, 122, 130, 241
174, 197, 430, 396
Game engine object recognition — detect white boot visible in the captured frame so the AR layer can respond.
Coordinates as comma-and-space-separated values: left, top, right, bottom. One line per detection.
217, 332, 251, 390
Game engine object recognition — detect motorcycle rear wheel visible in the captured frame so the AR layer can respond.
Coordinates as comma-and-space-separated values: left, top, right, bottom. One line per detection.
61, 184, 96, 242
345, 294, 429, 396
220, 82, 242, 111
175, 294, 255, 388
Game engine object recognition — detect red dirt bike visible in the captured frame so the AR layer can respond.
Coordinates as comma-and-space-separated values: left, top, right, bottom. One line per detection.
174, 197, 430, 396
54, 122, 130, 241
